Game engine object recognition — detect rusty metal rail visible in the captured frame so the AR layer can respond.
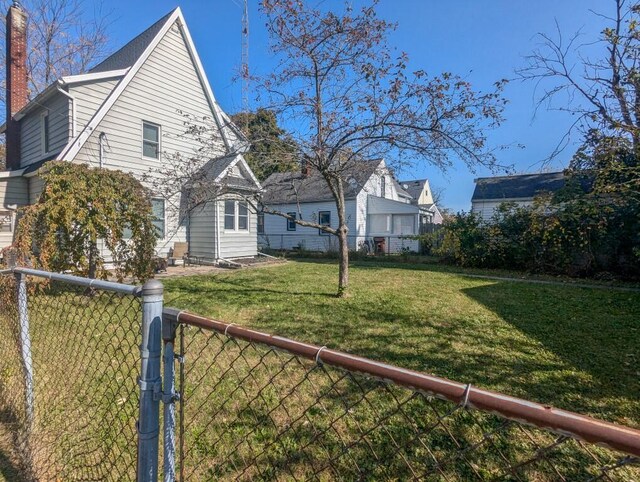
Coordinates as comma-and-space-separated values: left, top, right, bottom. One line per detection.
163, 308, 640, 460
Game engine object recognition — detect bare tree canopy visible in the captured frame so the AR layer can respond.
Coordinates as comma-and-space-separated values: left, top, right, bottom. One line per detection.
517, 0, 640, 158
0, 0, 111, 121
258, 0, 507, 296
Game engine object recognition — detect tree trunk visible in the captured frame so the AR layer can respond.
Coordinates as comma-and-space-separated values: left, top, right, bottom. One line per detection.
335, 184, 349, 297
337, 226, 349, 297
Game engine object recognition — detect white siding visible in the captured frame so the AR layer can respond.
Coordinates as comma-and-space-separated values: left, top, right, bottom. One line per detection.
218, 198, 258, 258
471, 198, 534, 222
72, 20, 231, 257
0, 176, 29, 249
20, 93, 70, 167
261, 200, 358, 251
70, 79, 119, 133
189, 202, 217, 259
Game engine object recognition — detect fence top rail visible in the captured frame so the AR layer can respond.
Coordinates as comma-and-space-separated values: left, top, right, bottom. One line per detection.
10, 267, 141, 296
163, 307, 640, 458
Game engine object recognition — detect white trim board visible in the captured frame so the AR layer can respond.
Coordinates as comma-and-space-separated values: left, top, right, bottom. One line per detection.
57, 7, 239, 162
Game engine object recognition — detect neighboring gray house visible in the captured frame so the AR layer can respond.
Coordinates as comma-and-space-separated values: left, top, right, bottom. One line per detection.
0, 5, 261, 262
260, 159, 421, 253
471, 171, 565, 221
398, 178, 444, 226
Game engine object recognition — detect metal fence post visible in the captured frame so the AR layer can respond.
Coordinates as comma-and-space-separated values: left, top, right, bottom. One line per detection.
15, 272, 34, 426
137, 279, 163, 481
161, 308, 180, 482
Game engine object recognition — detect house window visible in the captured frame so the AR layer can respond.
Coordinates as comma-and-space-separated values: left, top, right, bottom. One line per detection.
393, 214, 415, 235
151, 198, 165, 238
42, 112, 50, 154
224, 200, 236, 230
224, 200, 249, 231
318, 211, 331, 235
369, 214, 391, 233
142, 121, 160, 159
287, 212, 297, 231
380, 176, 386, 198
0, 211, 12, 233
238, 202, 249, 231
257, 212, 265, 234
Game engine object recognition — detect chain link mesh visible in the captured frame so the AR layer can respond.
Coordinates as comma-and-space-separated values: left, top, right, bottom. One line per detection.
176, 324, 640, 481
0, 273, 141, 481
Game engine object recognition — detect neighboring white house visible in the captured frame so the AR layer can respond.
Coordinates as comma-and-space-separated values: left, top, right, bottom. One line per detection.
0, 5, 261, 262
471, 171, 566, 221
398, 178, 444, 227
259, 159, 421, 254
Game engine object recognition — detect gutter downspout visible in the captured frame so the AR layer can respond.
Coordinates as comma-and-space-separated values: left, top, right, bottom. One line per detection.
56, 82, 76, 140
215, 199, 221, 260
98, 132, 106, 168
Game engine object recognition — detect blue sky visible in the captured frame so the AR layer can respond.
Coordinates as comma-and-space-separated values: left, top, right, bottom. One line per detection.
104, 0, 606, 211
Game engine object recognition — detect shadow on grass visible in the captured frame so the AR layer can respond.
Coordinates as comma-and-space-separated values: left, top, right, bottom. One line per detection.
0, 405, 32, 482
462, 281, 640, 423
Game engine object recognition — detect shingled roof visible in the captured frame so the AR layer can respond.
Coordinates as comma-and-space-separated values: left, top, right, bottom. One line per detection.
89, 9, 175, 73
399, 179, 428, 201
472, 172, 566, 201
262, 160, 384, 204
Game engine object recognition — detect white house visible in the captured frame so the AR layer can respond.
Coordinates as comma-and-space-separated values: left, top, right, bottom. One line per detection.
0, 5, 261, 262
471, 171, 566, 221
398, 178, 444, 226
259, 159, 421, 254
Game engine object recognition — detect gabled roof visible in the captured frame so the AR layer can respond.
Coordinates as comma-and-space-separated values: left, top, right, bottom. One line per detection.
194, 153, 261, 192
472, 171, 566, 201
399, 179, 428, 202
392, 179, 412, 199
56, 7, 247, 162
262, 160, 384, 205
88, 10, 175, 73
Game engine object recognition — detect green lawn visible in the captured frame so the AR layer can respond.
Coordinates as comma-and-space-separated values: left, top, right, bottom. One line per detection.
164, 259, 640, 427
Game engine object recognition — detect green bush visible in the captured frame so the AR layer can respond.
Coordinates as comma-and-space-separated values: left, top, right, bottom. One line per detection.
436, 196, 640, 279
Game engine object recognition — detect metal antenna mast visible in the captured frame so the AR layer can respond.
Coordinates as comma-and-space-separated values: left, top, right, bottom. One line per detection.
241, 0, 249, 118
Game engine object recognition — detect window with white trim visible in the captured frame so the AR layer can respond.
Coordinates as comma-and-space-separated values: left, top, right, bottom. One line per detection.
224, 200, 250, 231
369, 214, 391, 233
318, 211, 331, 235
393, 214, 415, 234
286, 212, 297, 231
238, 202, 249, 230
380, 175, 386, 198
224, 200, 236, 230
151, 198, 165, 238
142, 121, 160, 159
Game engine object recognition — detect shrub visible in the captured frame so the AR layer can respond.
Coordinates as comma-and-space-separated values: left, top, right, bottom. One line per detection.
436, 196, 640, 279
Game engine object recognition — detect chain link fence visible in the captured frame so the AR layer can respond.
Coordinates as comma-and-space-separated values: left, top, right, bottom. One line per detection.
258, 233, 423, 255
0, 268, 143, 481
168, 311, 640, 482
1, 266, 639, 480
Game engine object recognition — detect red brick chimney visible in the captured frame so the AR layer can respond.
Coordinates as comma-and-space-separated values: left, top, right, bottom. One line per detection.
5, 2, 28, 170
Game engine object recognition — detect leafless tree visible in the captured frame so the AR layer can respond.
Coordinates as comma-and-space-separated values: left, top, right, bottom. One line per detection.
0, 0, 112, 119
517, 0, 640, 159
258, 0, 507, 296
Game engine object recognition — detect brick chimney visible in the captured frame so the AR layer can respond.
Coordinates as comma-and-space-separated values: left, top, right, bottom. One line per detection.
301, 157, 311, 177
5, 2, 28, 170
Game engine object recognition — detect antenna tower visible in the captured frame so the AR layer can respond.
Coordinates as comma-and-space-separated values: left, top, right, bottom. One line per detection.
241, 0, 249, 120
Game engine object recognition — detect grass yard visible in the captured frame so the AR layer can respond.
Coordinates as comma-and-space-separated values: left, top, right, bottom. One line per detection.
164, 259, 640, 428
